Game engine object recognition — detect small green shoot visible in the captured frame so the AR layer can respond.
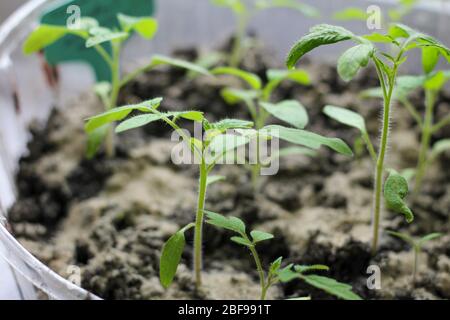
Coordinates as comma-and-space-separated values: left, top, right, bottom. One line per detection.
286, 23, 450, 255
205, 211, 362, 300
387, 231, 442, 283
87, 97, 257, 291
23, 15, 210, 158
209, 0, 319, 67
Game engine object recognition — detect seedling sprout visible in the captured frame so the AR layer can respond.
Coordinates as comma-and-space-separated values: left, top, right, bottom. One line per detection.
286, 23, 450, 255
209, 0, 319, 67
387, 231, 442, 283
23, 14, 209, 158
205, 211, 362, 300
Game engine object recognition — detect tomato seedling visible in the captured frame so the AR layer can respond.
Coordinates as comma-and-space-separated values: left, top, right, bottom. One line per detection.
210, 0, 319, 67
286, 23, 450, 255
205, 211, 362, 300
23, 14, 209, 158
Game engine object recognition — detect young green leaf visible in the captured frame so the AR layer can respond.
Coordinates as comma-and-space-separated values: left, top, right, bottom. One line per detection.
269, 257, 283, 275
301, 275, 362, 300
117, 14, 158, 39
277, 264, 299, 283
23, 25, 88, 55
271, 146, 317, 160
418, 233, 443, 246
151, 55, 211, 76
212, 67, 262, 90
323, 105, 366, 134
206, 134, 249, 158
209, 119, 254, 132
424, 71, 447, 91
333, 8, 368, 21
86, 29, 128, 48
159, 231, 186, 288
430, 139, 450, 160
384, 170, 414, 223
205, 211, 246, 234
115, 114, 164, 133
387, 231, 415, 247
422, 46, 440, 74
250, 230, 274, 243
286, 24, 354, 69
94, 82, 112, 108
86, 125, 109, 159
294, 265, 330, 274
85, 98, 162, 133
220, 88, 258, 105
263, 125, 353, 156
266, 69, 310, 85
231, 236, 253, 247
337, 43, 374, 82
260, 100, 309, 129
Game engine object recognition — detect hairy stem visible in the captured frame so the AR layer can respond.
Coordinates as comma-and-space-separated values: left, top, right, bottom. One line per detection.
413, 246, 419, 284
414, 90, 435, 195
247, 243, 267, 300
371, 59, 398, 256
229, 12, 249, 68
194, 160, 208, 290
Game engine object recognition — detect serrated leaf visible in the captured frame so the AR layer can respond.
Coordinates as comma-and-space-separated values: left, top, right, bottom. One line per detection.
117, 14, 158, 39
384, 170, 414, 223
269, 257, 283, 275
205, 211, 246, 234
212, 67, 262, 90
263, 125, 353, 156
86, 124, 109, 159
231, 236, 253, 247
333, 7, 368, 21
323, 105, 367, 134
23, 25, 88, 55
294, 264, 330, 274
151, 55, 210, 76
115, 114, 164, 133
337, 44, 374, 82
85, 98, 162, 133
250, 230, 274, 243
260, 100, 309, 129
301, 275, 362, 300
159, 231, 186, 288
286, 24, 354, 69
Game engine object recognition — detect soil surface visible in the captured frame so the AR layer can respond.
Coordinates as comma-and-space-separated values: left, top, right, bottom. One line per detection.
8, 42, 450, 300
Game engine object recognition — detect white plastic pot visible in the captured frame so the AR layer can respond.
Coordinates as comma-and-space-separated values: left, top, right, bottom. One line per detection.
0, 0, 448, 300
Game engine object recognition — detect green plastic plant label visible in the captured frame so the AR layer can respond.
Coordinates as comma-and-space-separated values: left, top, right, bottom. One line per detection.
40, 0, 155, 81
